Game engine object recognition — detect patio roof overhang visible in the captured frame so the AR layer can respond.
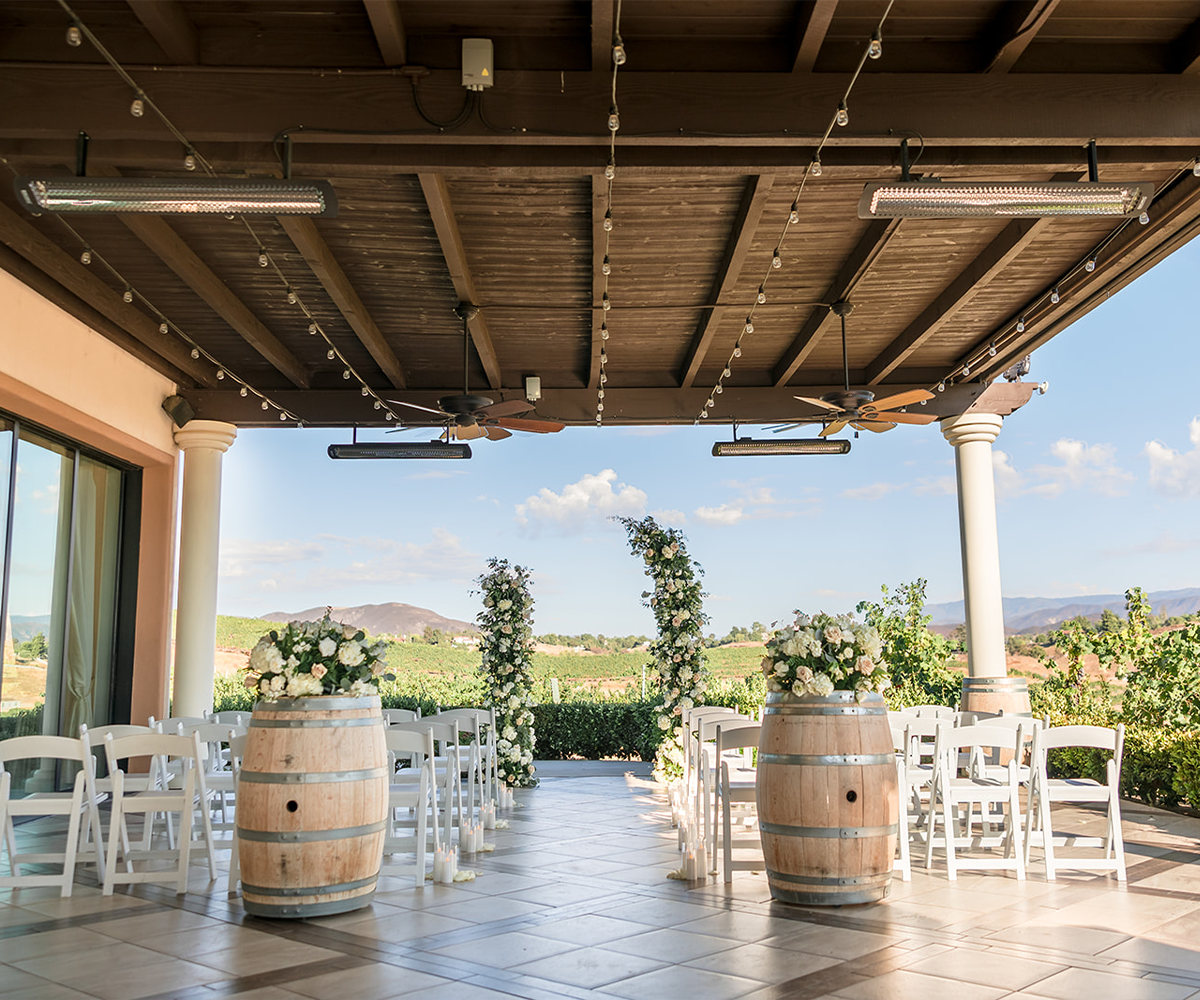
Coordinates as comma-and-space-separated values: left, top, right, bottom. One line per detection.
1, 1, 1199, 429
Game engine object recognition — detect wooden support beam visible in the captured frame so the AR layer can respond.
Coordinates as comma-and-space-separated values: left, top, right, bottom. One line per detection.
589, 173, 608, 389
0, 202, 217, 387
984, 0, 1060, 73
679, 174, 775, 388
592, 0, 616, 73
417, 172, 502, 390
362, 0, 407, 67
277, 216, 406, 389
127, 0, 199, 65
113, 214, 310, 388
792, 1, 838, 73
1174, 17, 1200, 74
771, 219, 902, 387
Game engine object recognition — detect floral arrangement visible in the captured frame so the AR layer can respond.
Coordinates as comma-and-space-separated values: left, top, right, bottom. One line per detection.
476, 558, 537, 788
762, 611, 890, 701
617, 516, 709, 774
245, 609, 392, 701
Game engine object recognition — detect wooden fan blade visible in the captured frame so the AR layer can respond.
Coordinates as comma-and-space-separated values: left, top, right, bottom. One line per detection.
478, 399, 535, 418
453, 423, 486, 440
852, 420, 895, 433
876, 410, 937, 425
818, 419, 849, 438
385, 399, 446, 417
495, 416, 566, 433
794, 395, 842, 411
866, 389, 935, 412
483, 425, 513, 440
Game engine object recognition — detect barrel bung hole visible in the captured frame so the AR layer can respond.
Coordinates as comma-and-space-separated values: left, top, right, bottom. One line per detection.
286, 800, 299, 813
845, 790, 857, 803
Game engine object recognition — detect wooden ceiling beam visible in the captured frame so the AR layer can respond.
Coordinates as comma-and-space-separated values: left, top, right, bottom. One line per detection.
7, 70, 1200, 148
362, 0, 407, 67
1174, 17, 1200, 74
0, 202, 217, 387
792, 1, 838, 73
678, 174, 775, 388
126, 0, 199, 65
277, 216, 406, 389
588, 173, 607, 389
984, 0, 1060, 74
864, 170, 1083, 385
591, 0, 616, 73
417, 172, 502, 390
771, 219, 902, 387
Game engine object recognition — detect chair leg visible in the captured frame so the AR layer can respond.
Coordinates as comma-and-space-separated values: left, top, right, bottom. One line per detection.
177, 776, 195, 895
942, 793, 958, 881
1009, 783, 1025, 880
895, 761, 911, 882
1108, 769, 1126, 881
1040, 784, 1056, 881
103, 773, 123, 895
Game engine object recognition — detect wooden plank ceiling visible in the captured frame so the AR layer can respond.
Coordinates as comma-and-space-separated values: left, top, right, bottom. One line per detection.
2, 1, 1200, 428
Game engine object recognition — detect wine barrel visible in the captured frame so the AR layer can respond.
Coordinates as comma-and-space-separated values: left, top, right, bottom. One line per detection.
959, 676, 1032, 718
237, 695, 388, 918
756, 690, 897, 906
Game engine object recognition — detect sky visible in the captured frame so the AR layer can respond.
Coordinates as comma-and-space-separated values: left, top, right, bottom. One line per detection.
217, 237, 1200, 637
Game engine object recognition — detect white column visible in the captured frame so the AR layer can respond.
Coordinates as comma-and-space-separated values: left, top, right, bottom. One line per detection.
941, 412, 1007, 679
172, 420, 237, 716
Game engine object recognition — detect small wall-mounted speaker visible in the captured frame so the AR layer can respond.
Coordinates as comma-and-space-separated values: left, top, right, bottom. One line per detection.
162, 394, 195, 427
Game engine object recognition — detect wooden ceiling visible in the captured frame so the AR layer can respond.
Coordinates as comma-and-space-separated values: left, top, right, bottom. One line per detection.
2, 1, 1200, 428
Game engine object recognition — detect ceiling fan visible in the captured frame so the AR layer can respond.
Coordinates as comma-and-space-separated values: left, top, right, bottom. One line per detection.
387, 303, 565, 441
771, 300, 937, 437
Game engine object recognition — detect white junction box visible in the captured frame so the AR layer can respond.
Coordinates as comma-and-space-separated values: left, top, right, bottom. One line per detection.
462, 38, 494, 90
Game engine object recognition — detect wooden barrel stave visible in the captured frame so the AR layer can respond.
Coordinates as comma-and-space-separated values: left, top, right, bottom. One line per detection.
757, 691, 898, 906
238, 696, 388, 918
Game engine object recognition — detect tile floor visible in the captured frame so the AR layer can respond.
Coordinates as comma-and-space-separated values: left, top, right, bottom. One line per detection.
3, 759, 1200, 1000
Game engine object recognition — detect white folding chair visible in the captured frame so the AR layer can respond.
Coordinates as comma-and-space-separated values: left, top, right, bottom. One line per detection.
432, 708, 496, 809
179, 723, 246, 834
0, 736, 105, 896
908, 704, 957, 720
711, 720, 761, 882
207, 711, 249, 727
382, 708, 422, 725
1024, 724, 1126, 881
388, 721, 463, 847
102, 731, 217, 894
427, 711, 485, 825
79, 723, 164, 851
225, 733, 247, 897
683, 707, 737, 833
149, 715, 209, 733
383, 727, 438, 888
694, 711, 749, 856
924, 723, 1026, 881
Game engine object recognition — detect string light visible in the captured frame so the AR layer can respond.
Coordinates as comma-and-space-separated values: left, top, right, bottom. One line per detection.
287, 288, 297, 304
596, 0, 626, 427
607, 105, 620, 132
257, 248, 269, 267
159, 322, 169, 334
183, 150, 196, 171
757, 286, 766, 304
836, 100, 849, 127
868, 29, 883, 59
66, 24, 81, 46
122, 286, 133, 303
1085, 256, 1097, 272
789, 202, 800, 225
603, 210, 613, 231
80, 248, 91, 265
1139, 210, 1150, 225
988, 341, 997, 357
216, 369, 226, 380
811, 156, 823, 177
1050, 285, 1060, 304
308, 321, 317, 334
605, 157, 615, 180
771, 248, 782, 269
129, 92, 144, 117
602, 255, 611, 275
612, 32, 627, 66
1016, 316, 1026, 333
240, 386, 248, 397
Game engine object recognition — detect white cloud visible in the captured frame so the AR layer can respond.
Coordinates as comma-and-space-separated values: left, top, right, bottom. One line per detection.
694, 503, 745, 526
992, 450, 1024, 498
693, 483, 813, 525
1101, 531, 1200, 558
220, 539, 326, 579
1146, 417, 1200, 497
841, 482, 902, 502
650, 508, 688, 525
913, 476, 955, 497
514, 469, 646, 534
1027, 439, 1132, 498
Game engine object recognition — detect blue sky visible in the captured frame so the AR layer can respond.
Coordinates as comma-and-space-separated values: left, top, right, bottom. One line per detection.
217, 238, 1200, 636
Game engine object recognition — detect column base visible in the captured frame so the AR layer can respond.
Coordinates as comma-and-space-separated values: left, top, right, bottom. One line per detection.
959, 676, 1031, 718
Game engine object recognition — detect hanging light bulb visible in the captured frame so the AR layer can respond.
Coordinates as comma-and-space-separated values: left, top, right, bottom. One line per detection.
962, 363, 971, 377
239, 385, 249, 397
607, 105, 620, 132
744, 319, 754, 335
373, 399, 382, 409
261, 400, 270, 411
1085, 256, 1097, 272
216, 369, 226, 380
757, 286, 766, 304
1050, 285, 1060, 304
715, 384, 723, 394
612, 32, 627, 65
279, 411, 288, 421
597, 401, 604, 412
700, 409, 709, 419
600, 348, 607, 363
80, 248, 91, 265
342, 369, 351, 380
811, 156, 823, 177
385, 411, 395, 421
937, 381, 946, 392
1139, 210, 1150, 225
326, 348, 335, 359
361, 386, 370, 397
183, 150, 196, 171
603, 209, 613, 231
836, 100, 849, 127
723, 368, 731, 378
600, 372, 607, 383
130, 93, 144, 117
308, 322, 317, 335
1016, 316, 1026, 333
159, 321, 169, 335
600, 323, 609, 340
705, 397, 715, 409
989, 342, 997, 357
733, 345, 742, 358
602, 292, 611, 311
66, 24, 82, 46
122, 287, 133, 303
789, 202, 800, 225
598, 388, 605, 398
772, 248, 782, 269
605, 157, 615, 180
190, 347, 200, 359
287, 288, 297, 304
868, 28, 882, 59
602, 255, 611, 275
257, 249, 268, 268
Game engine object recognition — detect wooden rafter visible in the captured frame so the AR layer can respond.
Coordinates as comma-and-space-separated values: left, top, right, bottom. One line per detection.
792, 1, 838, 73
591, 0, 616, 73
362, 0, 407, 67
0, 202, 217, 387
678, 174, 775, 388
984, 0, 1061, 73
127, 0, 199, 65
589, 173, 608, 389
417, 172, 502, 390
771, 219, 902, 387
277, 217, 406, 389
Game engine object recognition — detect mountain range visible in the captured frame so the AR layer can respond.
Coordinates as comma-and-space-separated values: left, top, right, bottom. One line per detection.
924, 587, 1200, 633
262, 602, 476, 638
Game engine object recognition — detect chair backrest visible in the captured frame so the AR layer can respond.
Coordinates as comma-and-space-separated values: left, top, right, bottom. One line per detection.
426, 711, 478, 745
936, 723, 1024, 765
686, 706, 735, 729
178, 723, 245, 771
385, 726, 436, 762
208, 711, 248, 726
382, 708, 420, 725
697, 712, 750, 746
909, 704, 956, 719
0, 734, 87, 767
1034, 723, 1124, 776
715, 720, 760, 754
388, 720, 457, 754
149, 715, 208, 733
80, 723, 154, 742
104, 731, 201, 773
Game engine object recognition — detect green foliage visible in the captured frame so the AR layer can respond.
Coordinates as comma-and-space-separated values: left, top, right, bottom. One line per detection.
531, 702, 663, 761
0, 702, 43, 740
1122, 623, 1200, 730
857, 579, 959, 707
216, 615, 284, 650
535, 633, 649, 653
14, 631, 48, 661
1121, 727, 1187, 808
1171, 737, 1200, 810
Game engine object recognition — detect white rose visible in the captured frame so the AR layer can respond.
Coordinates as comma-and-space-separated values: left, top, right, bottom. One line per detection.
498, 599, 512, 610
338, 641, 366, 667
856, 656, 874, 673
824, 625, 842, 644
808, 673, 835, 697
318, 637, 337, 657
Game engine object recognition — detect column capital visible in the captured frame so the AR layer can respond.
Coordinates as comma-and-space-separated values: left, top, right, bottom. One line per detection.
174, 419, 237, 453
941, 411, 1003, 449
